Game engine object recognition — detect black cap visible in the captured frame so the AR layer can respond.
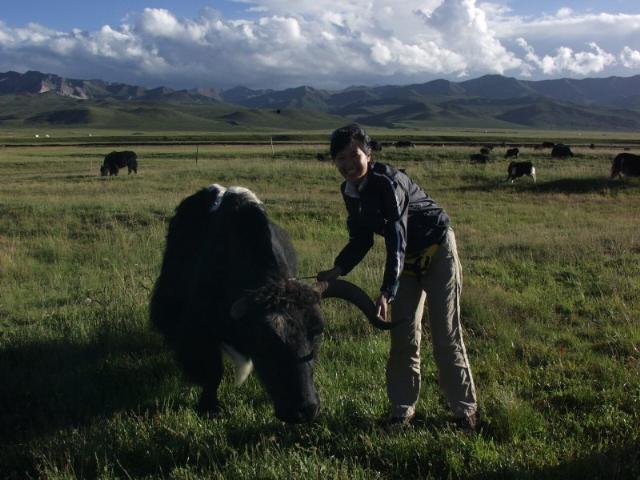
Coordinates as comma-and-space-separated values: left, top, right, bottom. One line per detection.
330, 124, 372, 159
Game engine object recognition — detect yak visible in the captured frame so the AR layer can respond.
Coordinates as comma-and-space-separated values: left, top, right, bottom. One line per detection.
504, 148, 519, 159
150, 184, 395, 423
100, 151, 138, 176
611, 153, 640, 179
551, 144, 573, 158
506, 161, 536, 183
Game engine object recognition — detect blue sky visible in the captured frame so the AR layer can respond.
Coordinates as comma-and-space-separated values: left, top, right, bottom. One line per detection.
1, 1, 639, 89
1, 1, 254, 30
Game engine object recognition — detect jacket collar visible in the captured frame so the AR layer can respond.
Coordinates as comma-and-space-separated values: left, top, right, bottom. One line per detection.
343, 163, 372, 198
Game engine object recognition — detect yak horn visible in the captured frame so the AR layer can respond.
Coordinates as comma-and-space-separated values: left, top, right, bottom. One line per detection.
317, 279, 402, 330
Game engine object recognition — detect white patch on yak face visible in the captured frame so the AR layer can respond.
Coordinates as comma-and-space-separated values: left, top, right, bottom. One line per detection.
221, 343, 254, 385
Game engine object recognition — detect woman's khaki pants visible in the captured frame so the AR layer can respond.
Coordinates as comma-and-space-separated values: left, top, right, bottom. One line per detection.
387, 228, 477, 418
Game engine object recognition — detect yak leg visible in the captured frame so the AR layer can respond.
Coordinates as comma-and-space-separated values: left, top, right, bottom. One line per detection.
197, 349, 224, 416
171, 316, 225, 416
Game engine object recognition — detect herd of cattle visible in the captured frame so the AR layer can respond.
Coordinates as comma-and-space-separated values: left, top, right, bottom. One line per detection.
103, 143, 640, 184
469, 143, 639, 181
315, 141, 640, 182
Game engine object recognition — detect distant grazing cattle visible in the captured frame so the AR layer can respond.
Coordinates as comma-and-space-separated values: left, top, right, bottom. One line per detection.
551, 144, 573, 158
589, 143, 596, 149
395, 140, 415, 148
469, 153, 489, 164
100, 151, 138, 176
611, 153, 640, 179
316, 153, 327, 162
506, 161, 536, 183
480, 147, 491, 155
504, 148, 519, 159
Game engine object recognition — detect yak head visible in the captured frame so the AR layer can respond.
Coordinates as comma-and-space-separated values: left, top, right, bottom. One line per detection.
228, 278, 400, 423
100, 164, 110, 176
229, 279, 324, 423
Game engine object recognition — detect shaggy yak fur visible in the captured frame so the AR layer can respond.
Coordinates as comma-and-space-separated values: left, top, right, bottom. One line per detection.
150, 185, 325, 423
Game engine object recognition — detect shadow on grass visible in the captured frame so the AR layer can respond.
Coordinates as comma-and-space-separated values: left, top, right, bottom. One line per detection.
458, 176, 639, 194
472, 442, 640, 480
0, 328, 174, 446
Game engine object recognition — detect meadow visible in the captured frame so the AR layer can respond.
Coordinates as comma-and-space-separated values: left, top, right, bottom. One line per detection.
0, 139, 639, 479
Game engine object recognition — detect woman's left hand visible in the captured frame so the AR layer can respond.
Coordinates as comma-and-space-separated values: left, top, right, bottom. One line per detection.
375, 293, 389, 321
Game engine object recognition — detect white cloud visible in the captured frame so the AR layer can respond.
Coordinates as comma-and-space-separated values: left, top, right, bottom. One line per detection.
517, 38, 616, 75
620, 46, 640, 68
0, 1, 639, 89
556, 8, 573, 19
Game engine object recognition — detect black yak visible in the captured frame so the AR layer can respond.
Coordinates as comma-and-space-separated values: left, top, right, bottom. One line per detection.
551, 144, 573, 158
150, 184, 394, 423
611, 153, 640, 179
504, 148, 519, 159
100, 151, 138, 176
506, 161, 536, 183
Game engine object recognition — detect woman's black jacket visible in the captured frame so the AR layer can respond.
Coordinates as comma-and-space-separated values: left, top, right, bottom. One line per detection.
334, 162, 449, 300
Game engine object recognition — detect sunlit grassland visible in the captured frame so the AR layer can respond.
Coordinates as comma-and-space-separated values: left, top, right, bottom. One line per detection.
1, 142, 639, 479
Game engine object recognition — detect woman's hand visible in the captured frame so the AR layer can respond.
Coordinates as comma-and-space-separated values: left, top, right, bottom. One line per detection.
375, 293, 389, 321
316, 266, 343, 282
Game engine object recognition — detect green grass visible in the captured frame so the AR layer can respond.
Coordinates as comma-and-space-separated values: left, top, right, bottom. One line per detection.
2, 126, 640, 147
1, 140, 639, 479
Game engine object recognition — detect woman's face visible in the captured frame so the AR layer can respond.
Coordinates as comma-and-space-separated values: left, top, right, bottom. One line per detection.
334, 142, 370, 183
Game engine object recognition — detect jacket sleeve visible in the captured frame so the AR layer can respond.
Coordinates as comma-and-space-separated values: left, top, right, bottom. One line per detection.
334, 193, 374, 275
375, 172, 409, 301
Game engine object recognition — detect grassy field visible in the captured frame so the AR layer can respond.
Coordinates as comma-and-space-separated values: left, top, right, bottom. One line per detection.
2, 127, 640, 147
1, 140, 639, 479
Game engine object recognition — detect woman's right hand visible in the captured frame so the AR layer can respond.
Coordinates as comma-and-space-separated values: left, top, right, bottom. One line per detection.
316, 266, 343, 282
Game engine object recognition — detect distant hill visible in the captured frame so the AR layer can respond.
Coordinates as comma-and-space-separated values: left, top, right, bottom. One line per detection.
2, 70, 640, 131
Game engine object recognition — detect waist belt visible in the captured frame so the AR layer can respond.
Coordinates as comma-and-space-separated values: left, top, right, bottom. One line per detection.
402, 243, 439, 277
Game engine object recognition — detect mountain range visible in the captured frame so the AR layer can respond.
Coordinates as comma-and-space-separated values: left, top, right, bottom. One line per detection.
2, 70, 640, 131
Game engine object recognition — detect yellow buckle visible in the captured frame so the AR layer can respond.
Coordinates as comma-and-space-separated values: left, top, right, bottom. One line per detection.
402, 244, 439, 277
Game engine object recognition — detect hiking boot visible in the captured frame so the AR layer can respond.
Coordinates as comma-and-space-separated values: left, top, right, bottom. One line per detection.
383, 411, 415, 431
453, 411, 479, 433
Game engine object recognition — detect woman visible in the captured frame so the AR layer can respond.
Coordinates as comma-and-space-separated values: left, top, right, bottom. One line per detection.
317, 124, 478, 430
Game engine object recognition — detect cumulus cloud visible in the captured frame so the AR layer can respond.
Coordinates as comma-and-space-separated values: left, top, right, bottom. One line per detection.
516, 38, 617, 75
0, 1, 639, 89
620, 46, 640, 68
